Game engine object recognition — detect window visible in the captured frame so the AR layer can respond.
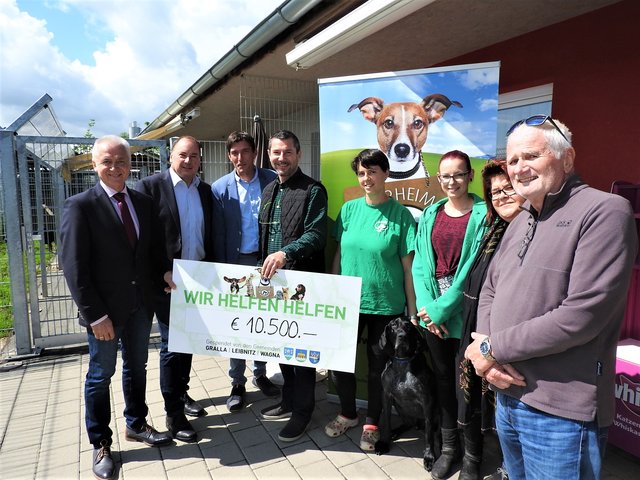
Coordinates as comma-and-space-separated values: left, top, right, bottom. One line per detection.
496, 83, 553, 157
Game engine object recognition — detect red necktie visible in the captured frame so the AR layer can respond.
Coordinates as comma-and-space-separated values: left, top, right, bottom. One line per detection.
113, 192, 137, 248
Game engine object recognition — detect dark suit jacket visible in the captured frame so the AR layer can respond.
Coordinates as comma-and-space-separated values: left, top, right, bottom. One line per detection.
211, 168, 277, 263
135, 169, 214, 284
59, 184, 168, 327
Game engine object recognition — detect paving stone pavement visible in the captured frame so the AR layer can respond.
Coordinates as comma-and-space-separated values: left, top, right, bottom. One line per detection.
1, 337, 637, 479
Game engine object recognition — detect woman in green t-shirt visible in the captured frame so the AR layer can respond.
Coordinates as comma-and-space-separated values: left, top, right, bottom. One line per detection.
324, 149, 417, 451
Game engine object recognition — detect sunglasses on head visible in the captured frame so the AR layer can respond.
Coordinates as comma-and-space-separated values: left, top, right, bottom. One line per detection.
506, 115, 569, 143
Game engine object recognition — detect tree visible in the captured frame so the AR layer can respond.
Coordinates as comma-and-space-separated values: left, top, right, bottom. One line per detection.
72, 119, 96, 155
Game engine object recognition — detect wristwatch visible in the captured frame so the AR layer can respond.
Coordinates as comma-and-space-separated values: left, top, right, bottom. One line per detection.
480, 336, 496, 362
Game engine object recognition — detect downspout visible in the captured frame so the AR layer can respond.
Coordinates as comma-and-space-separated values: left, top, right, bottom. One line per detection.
142, 0, 323, 134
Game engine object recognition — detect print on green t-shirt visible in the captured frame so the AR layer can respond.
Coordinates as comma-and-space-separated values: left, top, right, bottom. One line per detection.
335, 197, 416, 315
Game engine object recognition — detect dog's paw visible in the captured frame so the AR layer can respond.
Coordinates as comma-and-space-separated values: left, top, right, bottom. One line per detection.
374, 440, 390, 455
423, 449, 436, 471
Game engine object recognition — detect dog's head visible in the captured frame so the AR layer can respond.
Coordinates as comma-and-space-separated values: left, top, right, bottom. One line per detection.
379, 317, 427, 359
223, 276, 246, 288
348, 94, 462, 174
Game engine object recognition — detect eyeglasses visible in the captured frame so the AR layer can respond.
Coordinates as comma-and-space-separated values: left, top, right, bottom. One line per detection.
490, 186, 517, 200
518, 219, 537, 260
506, 115, 569, 143
437, 171, 469, 183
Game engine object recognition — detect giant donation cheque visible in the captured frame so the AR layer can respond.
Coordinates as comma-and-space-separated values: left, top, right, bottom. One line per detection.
168, 259, 362, 373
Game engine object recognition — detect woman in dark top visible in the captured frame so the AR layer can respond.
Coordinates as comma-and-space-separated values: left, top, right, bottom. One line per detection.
456, 160, 525, 480
412, 150, 487, 480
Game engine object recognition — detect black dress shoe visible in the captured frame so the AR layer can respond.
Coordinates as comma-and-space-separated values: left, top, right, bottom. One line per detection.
253, 375, 280, 397
167, 414, 198, 443
125, 423, 172, 446
92, 440, 115, 480
182, 393, 206, 417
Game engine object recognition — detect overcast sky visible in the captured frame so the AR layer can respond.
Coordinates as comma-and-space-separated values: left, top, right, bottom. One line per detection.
0, 0, 283, 137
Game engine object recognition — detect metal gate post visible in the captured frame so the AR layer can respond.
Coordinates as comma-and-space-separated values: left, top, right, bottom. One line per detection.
16, 138, 42, 342
0, 130, 32, 354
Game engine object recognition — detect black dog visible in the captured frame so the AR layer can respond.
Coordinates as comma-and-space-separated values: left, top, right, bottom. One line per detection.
374, 317, 440, 472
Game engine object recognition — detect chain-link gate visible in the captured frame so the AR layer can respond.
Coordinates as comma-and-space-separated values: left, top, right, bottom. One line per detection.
0, 132, 168, 356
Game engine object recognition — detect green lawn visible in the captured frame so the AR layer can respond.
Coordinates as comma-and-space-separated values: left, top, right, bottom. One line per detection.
0, 241, 55, 337
0, 242, 12, 335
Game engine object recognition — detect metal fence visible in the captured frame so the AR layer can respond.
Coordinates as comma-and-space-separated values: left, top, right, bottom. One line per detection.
1, 75, 320, 359
0, 133, 169, 358
240, 75, 319, 179
0, 132, 241, 359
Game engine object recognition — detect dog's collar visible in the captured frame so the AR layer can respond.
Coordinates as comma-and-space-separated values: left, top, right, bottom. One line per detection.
391, 355, 414, 365
388, 158, 424, 180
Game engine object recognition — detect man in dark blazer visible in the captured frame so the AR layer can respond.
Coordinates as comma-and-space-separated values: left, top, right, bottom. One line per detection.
135, 135, 214, 443
212, 131, 279, 412
60, 135, 173, 480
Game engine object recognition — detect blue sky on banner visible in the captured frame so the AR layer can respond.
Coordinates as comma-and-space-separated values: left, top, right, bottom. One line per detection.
319, 64, 499, 158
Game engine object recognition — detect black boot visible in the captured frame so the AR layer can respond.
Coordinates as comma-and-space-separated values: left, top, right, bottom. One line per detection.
431, 427, 462, 480
459, 420, 482, 480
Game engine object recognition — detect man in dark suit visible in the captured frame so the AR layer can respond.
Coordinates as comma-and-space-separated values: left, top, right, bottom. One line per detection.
212, 131, 279, 412
60, 135, 173, 480
135, 136, 214, 443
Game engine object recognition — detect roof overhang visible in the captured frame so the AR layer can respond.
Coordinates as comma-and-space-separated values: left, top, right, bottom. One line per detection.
145, 0, 621, 141
285, 0, 435, 70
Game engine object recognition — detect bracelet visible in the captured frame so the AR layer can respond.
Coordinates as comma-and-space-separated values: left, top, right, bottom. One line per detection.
409, 314, 419, 322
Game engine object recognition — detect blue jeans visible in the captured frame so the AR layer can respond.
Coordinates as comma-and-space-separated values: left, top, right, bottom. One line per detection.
496, 393, 608, 480
85, 307, 152, 447
229, 358, 267, 386
155, 293, 193, 415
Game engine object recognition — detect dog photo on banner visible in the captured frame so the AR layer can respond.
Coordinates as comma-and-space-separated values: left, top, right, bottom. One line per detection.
319, 61, 500, 221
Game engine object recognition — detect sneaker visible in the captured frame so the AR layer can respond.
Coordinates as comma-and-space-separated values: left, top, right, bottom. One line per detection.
261, 403, 292, 419
324, 414, 359, 437
359, 424, 380, 451
278, 417, 309, 442
226, 384, 246, 413
252, 375, 280, 397
484, 467, 509, 480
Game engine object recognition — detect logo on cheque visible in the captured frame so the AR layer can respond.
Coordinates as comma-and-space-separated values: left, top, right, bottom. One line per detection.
309, 351, 321, 364
296, 349, 307, 362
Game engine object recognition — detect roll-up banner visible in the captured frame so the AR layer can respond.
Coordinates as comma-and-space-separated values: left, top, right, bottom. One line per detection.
319, 62, 500, 400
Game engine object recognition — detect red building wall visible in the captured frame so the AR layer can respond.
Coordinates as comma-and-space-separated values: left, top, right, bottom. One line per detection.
441, 0, 640, 192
